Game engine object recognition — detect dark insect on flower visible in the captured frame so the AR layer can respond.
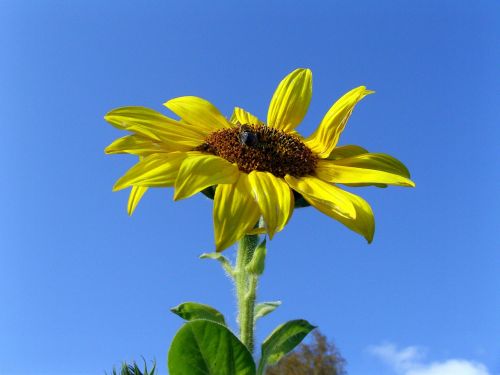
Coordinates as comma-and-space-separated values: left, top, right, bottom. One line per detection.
239, 126, 259, 147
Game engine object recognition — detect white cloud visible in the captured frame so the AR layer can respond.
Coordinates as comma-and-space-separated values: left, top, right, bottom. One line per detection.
368, 342, 491, 375
368, 342, 424, 372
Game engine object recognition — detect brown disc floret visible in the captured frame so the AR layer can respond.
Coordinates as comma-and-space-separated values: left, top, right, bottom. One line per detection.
195, 124, 317, 178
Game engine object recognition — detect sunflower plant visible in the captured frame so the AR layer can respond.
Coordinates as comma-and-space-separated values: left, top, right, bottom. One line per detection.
105, 68, 414, 374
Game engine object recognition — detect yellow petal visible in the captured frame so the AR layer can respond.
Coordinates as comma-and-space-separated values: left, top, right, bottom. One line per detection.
334, 152, 411, 177
325, 190, 375, 243
164, 96, 232, 133
113, 152, 188, 191
104, 107, 205, 148
105, 135, 174, 156
306, 87, 374, 158
267, 68, 312, 132
127, 186, 148, 215
327, 145, 368, 160
213, 173, 261, 252
230, 107, 264, 125
248, 171, 294, 238
284, 175, 356, 219
285, 175, 375, 242
316, 159, 415, 187
174, 154, 240, 201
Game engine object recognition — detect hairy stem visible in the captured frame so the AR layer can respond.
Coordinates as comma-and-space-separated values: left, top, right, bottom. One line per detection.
235, 234, 259, 354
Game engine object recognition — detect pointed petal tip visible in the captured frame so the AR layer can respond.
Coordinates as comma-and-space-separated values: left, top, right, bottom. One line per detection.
163, 97, 184, 110
365, 226, 375, 243
215, 235, 241, 253
214, 237, 226, 253
104, 145, 114, 154
294, 67, 312, 74
400, 178, 416, 188
290, 67, 312, 82
172, 191, 184, 201
112, 181, 126, 192
103, 111, 122, 124
215, 243, 228, 253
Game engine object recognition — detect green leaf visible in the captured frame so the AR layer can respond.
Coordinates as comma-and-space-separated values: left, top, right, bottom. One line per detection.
168, 320, 256, 375
246, 239, 266, 275
200, 252, 234, 276
170, 302, 226, 325
254, 301, 281, 322
107, 359, 156, 375
257, 319, 316, 375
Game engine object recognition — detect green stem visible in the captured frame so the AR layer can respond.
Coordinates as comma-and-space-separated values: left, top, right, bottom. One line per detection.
235, 234, 259, 354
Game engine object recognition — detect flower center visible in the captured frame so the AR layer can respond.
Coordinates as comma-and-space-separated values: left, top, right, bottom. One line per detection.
195, 124, 317, 178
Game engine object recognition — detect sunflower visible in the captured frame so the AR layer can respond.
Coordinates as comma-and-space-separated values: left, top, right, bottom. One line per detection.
105, 68, 414, 251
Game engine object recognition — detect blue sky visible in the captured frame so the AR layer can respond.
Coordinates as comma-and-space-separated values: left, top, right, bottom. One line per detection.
1, 1, 498, 374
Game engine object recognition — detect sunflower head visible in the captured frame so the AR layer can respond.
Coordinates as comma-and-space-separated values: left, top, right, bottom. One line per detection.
105, 68, 414, 251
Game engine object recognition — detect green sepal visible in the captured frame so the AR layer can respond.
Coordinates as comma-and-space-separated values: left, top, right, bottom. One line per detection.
246, 239, 266, 275
292, 191, 311, 208
170, 302, 226, 325
257, 319, 316, 375
168, 320, 256, 375
254, 301, 281, 322
200, 252, 234, 276
201, 186, 216, 200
